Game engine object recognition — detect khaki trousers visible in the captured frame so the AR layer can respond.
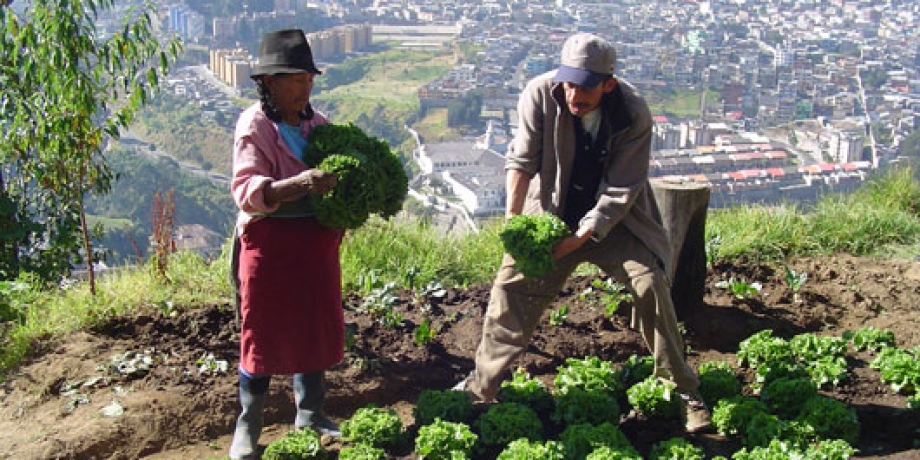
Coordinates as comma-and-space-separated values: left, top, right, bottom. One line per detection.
466, 225, 699, 401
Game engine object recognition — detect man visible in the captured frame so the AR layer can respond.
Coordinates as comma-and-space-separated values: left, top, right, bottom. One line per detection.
454, 32, 712, 433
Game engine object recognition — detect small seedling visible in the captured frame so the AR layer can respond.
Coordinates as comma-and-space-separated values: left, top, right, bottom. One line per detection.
549, 305, 569, 326
784, 266, 808, 302
715, 277, 762, 300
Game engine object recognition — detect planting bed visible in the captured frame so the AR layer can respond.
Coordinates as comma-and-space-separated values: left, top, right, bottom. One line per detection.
0, 253, 918, 459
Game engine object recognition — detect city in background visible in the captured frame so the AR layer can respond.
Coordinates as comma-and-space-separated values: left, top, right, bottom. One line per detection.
14, 0, 917, 254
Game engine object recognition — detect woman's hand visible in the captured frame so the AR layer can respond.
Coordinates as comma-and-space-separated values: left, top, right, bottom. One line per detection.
295, 169, 337, 195
552, 228, 593, 261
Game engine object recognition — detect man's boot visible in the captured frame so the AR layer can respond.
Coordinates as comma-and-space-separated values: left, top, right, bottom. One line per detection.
229, 372, 271, 459
294, 372, 340, 437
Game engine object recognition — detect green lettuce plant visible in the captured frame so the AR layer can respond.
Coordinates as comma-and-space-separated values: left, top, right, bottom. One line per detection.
551, 387, 621, 426
844, 326, 897, 353
496, 439, 564, 460
697, 361, 742, 406
626, 375, 680, 419
340, 405, 405, 448
414, 418, 477, 460
262, 428, 326, 460
559, 422, 636, 460
475, 402, 543, 447
499, 213, 570, 277
649, 437, 705, 460
554, 355, 622, 396
497, 368, 555, 417
337, 444, 386, 460
305, 123, 408, 229
413, 389, 474, 425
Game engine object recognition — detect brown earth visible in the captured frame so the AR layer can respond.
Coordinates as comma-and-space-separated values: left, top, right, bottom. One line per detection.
1, 254, 919, 459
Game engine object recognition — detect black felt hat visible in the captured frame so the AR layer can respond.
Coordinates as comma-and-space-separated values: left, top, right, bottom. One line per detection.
250, 29, 321, 78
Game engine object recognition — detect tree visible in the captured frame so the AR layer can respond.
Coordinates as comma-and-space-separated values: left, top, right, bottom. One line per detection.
0, 0, 182, 291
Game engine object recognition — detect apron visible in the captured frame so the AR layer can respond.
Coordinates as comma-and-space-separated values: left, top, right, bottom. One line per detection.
234, 217, 344, 374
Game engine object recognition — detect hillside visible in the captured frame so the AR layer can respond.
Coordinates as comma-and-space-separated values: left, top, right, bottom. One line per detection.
0, 254, 917, 459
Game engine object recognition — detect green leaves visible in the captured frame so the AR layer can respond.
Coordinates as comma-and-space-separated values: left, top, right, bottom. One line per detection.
1, 0, 181, 282
499, 213, 570, 278
306, 123, 408, 229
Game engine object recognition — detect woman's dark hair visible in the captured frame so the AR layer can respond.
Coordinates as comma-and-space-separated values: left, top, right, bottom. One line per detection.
254, 76, 314, 122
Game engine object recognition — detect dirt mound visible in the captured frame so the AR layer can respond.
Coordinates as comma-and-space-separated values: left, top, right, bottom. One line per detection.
1, 254, 918, 459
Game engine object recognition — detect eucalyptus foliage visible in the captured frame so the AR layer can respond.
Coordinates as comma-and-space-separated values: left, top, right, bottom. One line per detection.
0, 0, 181, 283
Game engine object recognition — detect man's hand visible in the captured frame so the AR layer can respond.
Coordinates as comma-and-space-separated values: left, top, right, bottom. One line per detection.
552, 228, 594, 260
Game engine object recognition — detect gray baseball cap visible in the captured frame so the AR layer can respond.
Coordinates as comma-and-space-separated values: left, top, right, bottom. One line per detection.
553, 32, 616, 88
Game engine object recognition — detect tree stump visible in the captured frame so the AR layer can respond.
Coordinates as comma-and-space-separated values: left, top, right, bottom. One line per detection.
650, 178, 711, 313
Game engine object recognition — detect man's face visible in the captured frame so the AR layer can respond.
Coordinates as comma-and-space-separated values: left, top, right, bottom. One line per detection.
562, 78, 616, 117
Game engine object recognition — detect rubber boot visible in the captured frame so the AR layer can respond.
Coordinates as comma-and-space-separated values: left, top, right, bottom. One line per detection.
229, 372, 271, 460
294, 372, 340, 437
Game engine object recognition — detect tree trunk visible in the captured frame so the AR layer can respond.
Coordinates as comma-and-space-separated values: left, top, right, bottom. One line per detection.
650, 178, 711, 314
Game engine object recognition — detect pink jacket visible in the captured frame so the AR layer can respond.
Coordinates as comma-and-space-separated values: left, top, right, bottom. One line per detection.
231, 102, 330, 234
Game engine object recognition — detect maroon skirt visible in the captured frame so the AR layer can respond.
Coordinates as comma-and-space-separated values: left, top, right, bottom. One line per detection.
237, 217, 344, 374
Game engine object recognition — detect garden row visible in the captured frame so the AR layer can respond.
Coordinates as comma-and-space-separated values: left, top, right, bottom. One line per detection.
262, 325, 918, 459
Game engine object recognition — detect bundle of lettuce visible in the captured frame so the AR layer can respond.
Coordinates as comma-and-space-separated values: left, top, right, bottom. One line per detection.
499, 212, 570, 277
304, 123, 408, 229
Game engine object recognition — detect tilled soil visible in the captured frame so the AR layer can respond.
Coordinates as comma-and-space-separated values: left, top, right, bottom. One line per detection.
1, 254, 918, 459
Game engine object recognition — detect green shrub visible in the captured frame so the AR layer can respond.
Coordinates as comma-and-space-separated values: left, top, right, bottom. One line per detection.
341, 405, 405, 448
552, 387, 621, 427
475, 402, 543, 447
415, 418, 477, 460
498, 368, 555, 417
499, 212, 570, 277
626, 375, 680, 419
712, 396, 771, 436
496, 439, 565, 460
649, 437, 705, 459
337, 444, 386, 460
559, 422, 635, 460
262, 429, 325, 460
698, 361, 742, 406
760, 377, 818, 419
413, 389, 475, 425
555, 356, 622, 396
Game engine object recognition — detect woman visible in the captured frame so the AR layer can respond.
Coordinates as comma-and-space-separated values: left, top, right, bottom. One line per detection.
229, 29, 343, 460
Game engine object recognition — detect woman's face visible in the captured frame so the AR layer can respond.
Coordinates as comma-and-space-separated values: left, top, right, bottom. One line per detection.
264, 72, 316, 121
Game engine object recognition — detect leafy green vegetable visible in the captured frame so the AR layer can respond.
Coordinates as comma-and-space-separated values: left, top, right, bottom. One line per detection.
618, 354, 655, 388
843, 326, 897, 353
414, 418, 477, 460
795, 395, 860, 445
413, 389, 475, 425
551, 387, 621, 426
475, 402, 543, 447
262, 428, 326, 460
649, 437, 705, 460
499, 213, 570, 277
337, 444, 386, 460
698, 361, 742, 406
497, 368, 555, 417
585, 446, 643, 459
626, 375, 680, 419
559, 422, 636, 460
871, 347, 920, 394
305, 123, 408, 229
554, 355, 622, 396
340, 405, 405, 448
712, 396, 771, 436
496, 439, 565, 460
760, 377, 818, 419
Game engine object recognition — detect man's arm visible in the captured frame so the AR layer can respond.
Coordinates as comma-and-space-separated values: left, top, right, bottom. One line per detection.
505, 168, 532, 217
